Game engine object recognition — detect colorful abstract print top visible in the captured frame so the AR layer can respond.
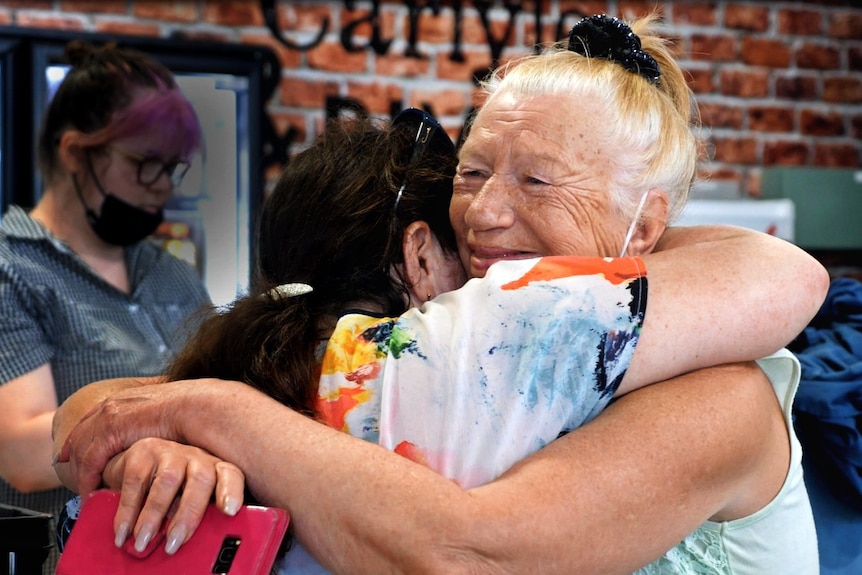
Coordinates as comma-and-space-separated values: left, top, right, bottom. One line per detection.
316, 255, 648, 488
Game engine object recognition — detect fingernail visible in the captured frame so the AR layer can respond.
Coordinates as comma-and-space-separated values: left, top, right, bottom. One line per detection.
134, 527, 154, 553
223, 496, 240, 516
165, 525, 187, 555
114, 522, 130, 548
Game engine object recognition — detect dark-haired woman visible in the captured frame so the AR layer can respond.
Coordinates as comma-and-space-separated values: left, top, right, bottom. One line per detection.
0, 41, 209, 572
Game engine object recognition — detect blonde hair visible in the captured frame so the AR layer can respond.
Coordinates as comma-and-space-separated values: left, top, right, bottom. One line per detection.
479, 14, 698, 223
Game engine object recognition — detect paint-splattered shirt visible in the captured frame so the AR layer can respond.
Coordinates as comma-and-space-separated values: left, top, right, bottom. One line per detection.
316, 255, 647, 488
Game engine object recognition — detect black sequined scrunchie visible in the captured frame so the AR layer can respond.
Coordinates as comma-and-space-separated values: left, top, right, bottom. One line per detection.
567, 14, 661, 85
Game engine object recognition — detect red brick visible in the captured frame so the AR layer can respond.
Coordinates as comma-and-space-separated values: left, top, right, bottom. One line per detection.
850, 46, 862, 72
711, 136, 758, 164
762, 140, 810, 166
672, 2, 717, 26
201, 0, 262, 27
308, 41, 368, 74
0, 0, 51, 8
796, 42, 841, 70
697, 167, 743, 187
853, 114, 862, 139
408, 88, 469, 117
778, 9, 823, 36
558, 1, 610, 22
689, 34, 737, 62
725, 4, 770, 32
276, 3, 334, 35
776, 74, 819, 100
279, 76, 339, 108
685, 67, 715, 94
748, 106, 794, 133
437, 49, 495, 83
800, 108, 845, 136
240, 32, 302, 71
414, 7, 456, 45
134, 0, 197, 23
618, 1, 664, 22
720, 68, 769, 97
823, 77, 862, 104
60, 1, 125, 14
814, 143, 860, 168
740, 38, 791, 68
94, 20, 160, 36
14, 13, 86, 30
828, 11, 862, 40
698, 102, 743, 129
269, 111, 308, 146
0, 11, 11, 25
345, 81, 403, 115
375, 52, 432, 78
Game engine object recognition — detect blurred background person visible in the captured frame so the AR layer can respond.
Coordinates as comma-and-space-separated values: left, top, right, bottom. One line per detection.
0, 40, 210, 572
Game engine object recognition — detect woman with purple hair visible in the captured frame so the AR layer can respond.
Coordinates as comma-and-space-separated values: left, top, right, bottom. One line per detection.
0, 41, 210, 573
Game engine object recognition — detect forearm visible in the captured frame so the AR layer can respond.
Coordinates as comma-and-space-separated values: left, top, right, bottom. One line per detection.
173, 368, 771, 575
0, 411, 62, 492
52, 375, 162, 491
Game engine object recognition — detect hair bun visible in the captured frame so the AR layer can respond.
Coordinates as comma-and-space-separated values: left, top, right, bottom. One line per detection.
567, 14, 661, 85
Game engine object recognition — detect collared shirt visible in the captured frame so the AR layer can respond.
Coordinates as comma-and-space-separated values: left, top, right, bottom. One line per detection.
0, 205, 211, 519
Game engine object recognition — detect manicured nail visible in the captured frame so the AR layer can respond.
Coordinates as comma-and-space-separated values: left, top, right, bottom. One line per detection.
134, 526, 154, 553
165, 525, 187, 555
114, 522, 130, 548
223, 496, 240, 516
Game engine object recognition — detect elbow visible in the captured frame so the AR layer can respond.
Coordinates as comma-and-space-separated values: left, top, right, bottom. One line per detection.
2, 472, 48, 494
804, 258, 831, 323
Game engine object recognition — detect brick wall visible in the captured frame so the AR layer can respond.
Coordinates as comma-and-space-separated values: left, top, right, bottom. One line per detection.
1, 0, 860, 196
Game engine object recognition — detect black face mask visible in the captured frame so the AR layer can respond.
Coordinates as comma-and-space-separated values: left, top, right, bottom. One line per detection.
75, 166, 164, 247
85, 193, 164, 247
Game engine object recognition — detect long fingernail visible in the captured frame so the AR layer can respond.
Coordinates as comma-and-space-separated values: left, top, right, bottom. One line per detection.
223, 496, 240, 516
134, 527, 154, 553
165, 525, 187, 555
114, 522, 130, 548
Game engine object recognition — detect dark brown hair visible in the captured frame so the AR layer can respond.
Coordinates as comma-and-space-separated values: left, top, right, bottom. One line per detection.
166, 115, 458, 417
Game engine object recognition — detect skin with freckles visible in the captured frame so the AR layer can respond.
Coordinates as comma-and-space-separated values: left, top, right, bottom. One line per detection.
452, 93, 662, 277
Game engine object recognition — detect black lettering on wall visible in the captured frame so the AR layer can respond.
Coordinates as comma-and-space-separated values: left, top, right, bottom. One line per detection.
342, 0, 393, 54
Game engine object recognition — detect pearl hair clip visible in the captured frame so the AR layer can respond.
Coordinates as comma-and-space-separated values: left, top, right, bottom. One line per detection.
267, 283, 313, 299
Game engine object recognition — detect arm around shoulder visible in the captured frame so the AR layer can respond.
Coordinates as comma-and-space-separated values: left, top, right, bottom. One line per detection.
618, 225, 829, 394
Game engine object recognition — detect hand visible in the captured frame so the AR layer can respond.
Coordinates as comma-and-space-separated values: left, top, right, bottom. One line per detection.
103, 437, 246, 555
54, 380, 197, 496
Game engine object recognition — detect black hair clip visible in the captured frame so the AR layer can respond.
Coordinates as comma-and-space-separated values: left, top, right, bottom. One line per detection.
567, 14, 661, 86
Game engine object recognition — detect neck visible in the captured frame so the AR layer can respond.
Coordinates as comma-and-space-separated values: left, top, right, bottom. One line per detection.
32, 187, 130, 292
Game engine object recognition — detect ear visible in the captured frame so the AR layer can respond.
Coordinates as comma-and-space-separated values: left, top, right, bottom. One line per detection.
624, 190, 669, 256
56, 131, 88, 176
401, 221, 465, 307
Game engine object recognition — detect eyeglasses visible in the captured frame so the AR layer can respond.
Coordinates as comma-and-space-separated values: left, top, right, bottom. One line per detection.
109, 144, 191, 188
390, 108, 454, 216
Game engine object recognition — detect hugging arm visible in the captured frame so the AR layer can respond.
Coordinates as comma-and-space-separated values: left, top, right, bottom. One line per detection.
619, 224, 828, 394
59, 361, 784, 574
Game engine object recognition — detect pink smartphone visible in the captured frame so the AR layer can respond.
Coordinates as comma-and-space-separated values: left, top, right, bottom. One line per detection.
56, 490, 289, 575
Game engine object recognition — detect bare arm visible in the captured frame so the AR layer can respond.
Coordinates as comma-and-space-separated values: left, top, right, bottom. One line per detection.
0, 365, 61, 491
51, 375, 162, 489
617, 225, 828, 395
57, 362, 785, 574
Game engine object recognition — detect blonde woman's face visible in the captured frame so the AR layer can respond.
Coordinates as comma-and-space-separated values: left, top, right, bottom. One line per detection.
451, 92, 629, 279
